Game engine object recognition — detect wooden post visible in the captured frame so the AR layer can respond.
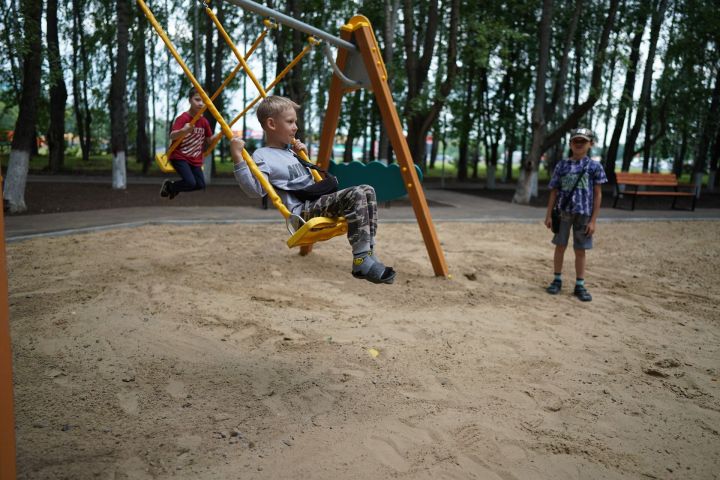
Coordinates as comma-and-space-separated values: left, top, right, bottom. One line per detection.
0, 178, 17, 480
348, 16, 449, 277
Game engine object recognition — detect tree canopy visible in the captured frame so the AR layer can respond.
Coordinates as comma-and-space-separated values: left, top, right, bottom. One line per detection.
1, 0, 718, 211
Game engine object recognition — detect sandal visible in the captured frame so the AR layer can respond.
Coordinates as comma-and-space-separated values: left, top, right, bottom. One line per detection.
546, 279, 562, 295
573, 285, 592, 302
352, 260, 396, 285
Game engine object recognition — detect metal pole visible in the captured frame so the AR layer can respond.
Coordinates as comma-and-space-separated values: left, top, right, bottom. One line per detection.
219, 0, 357, 52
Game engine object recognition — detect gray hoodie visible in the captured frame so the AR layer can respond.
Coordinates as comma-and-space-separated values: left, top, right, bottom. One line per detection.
233, 146, 315, 214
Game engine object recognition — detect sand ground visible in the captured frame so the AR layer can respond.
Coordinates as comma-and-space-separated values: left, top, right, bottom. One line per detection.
7, 221, 720, 479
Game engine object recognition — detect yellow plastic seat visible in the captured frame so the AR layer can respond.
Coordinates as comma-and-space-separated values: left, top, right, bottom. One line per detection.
155, 153, 205, 174
155, 153, 176, 173
286, 215, 347, 248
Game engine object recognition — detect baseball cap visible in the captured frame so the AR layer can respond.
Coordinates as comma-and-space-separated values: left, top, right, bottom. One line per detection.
570, 128, 594, 141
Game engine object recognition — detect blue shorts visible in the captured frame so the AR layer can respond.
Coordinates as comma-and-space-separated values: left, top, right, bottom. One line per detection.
552, 212, 593, 250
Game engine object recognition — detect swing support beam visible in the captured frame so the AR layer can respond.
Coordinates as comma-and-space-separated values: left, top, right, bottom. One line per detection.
0, 177, 16, 479
303, 16, 449, 277
220, 0, 357, 52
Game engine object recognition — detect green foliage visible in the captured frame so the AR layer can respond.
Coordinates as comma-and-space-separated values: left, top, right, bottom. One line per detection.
2, 0, 717, 186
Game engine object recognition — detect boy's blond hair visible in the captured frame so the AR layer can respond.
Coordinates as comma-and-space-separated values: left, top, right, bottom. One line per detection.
256, 95, 300, 129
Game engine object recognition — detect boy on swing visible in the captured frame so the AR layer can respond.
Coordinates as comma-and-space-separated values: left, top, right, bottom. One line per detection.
230, 95, 396, 284
160, 88, 213, 200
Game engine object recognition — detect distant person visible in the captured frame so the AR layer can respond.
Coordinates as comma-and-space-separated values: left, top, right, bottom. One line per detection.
544, 128, 607, 301
230, 95, 396, 284
160, 88, 213, 199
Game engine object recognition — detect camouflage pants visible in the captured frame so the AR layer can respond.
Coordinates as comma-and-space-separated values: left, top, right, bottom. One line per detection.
302, 185, 377, 253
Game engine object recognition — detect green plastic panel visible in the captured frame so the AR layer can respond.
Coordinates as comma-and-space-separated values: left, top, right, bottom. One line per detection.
328, 160, 423, 203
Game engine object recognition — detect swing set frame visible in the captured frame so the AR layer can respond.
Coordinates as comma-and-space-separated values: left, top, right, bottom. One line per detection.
141, 0, 448, 277
0, 2, 453, 475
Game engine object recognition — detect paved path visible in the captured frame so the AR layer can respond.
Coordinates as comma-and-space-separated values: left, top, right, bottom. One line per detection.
5, 177, 720, 242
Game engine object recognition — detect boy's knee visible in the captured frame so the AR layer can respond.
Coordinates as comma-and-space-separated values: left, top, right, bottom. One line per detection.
351, 186, 367, 200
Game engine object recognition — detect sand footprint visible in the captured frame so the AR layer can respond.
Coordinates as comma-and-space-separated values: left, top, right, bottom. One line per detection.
365, 435, 411, 472
113, 456, 153, 480
116, 390, 139, 415
165, 379, 187, 400
364, 418, 444, 472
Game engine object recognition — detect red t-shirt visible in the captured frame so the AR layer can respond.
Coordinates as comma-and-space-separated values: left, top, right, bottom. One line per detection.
169, 112, 213, 166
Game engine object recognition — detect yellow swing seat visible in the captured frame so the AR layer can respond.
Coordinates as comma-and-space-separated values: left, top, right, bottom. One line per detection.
155, 153, 206, 173
286, 215, 347, 248
155, 153, 176, 173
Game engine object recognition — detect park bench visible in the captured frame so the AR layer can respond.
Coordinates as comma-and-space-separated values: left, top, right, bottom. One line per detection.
613, 172, 696, 211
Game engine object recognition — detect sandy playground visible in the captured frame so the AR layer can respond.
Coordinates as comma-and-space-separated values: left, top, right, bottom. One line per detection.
6, 220, 720, 479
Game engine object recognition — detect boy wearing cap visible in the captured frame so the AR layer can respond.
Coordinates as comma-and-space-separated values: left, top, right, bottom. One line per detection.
544, 128, 607, 301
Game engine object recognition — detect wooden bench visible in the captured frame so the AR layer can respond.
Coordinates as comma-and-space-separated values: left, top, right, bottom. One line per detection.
613, 172, 696, 211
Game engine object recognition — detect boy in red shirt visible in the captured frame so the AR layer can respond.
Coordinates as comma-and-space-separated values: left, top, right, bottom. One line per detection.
160, 88, 213, 199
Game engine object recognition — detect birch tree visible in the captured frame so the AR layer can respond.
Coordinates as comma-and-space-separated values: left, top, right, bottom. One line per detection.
47, 0, 67, 173
109, 0, 129, 189
4, 0, 43, 213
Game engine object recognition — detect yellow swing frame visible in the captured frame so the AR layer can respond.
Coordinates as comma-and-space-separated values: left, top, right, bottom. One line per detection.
139, 0, 448, 277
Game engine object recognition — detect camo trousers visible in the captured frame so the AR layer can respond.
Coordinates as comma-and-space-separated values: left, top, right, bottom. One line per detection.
302, 185, 377, 254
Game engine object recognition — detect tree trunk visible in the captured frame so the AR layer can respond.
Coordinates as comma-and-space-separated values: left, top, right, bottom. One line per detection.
72, 0, 91, 163
110, 0, 129, 190
546, 0, 582, 121
369, 103, 378, 162
709, 107, 720, 191
606, 21, 644, 179
540, 0, 619, 152
429, 124, 439, 169
513, 0, 552, 204
693, 66, 720, 180
150, 41, 156, 160
204, 9, 215, 131
201, 3, 222, 185
486, 141, 498, 189
402, 0, 459, 164
193, 1, 200, 78
4, 0, 43, 213
343, 91, 363, 163
457, 63, 476, 181
378, 0, 400, 163
471, 141, 480, 180
504, 117, 516, 184
136, 5, 151, 173
207, 1, 226, 180
623, 0, 668, 172
642, 94, 653, 172
47, 0, 67, 173
0, 0, 23, 98
599, 32, 619, 169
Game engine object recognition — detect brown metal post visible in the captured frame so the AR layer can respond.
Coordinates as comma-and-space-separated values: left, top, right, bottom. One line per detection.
350, 16, 449, 277
0, 179, 17, 479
